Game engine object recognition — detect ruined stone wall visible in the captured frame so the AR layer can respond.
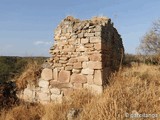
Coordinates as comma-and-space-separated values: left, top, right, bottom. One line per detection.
18, 16, 124, 104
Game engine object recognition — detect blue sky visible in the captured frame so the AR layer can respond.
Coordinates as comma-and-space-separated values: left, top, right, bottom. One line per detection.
0, 0, 160, 56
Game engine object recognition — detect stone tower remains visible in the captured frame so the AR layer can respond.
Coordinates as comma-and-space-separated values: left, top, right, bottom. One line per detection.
19, 16, 124, 103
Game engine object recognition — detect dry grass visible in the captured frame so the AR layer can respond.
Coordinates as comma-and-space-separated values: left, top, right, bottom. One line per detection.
1, 63, 160, 120
15, 61, 41, 90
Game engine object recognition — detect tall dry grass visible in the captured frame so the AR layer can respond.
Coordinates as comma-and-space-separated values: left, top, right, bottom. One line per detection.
15, 61, 42, 90
1, 63, 160, 120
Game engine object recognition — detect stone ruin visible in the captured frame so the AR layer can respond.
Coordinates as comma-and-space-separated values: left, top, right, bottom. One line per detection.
18, 16, 124, 104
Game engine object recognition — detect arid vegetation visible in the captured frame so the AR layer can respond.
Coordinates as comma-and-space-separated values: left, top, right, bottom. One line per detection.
1, 58, 160, 119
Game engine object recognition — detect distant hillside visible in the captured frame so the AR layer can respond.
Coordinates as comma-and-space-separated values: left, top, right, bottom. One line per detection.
0, 56, 48, 83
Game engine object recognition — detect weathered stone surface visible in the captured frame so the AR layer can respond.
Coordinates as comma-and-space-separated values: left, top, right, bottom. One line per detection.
90, 37, 101, 43
73, 62, 82, 69
41, 88, 50, 93
50, 88, 61, 95
53, 68, 58, 80
88, 61, 102, 69
50, 80, 73, 88
69, 58, 77, 63
84, 33, 95, 37
58, 70, 70, 83
81, 68, 94, 75
89, 54, 102, 61
94, 43, 101, 50
38, 80, 49, 88
61, 88, 74, 96
23, 88, 35, 102
94, 70, 102, 85
71, 74, 87, 83
72, 69, 81, 73
37, 92, 51, 102
74, 83, 83, 89
41, 68, 53, 81
87, 75, 94, 84
77, 56, 88, 62
65, 66, 73, 71
81, 38, 89, 44
82, 62, 88, 68
51, 93, 63, 103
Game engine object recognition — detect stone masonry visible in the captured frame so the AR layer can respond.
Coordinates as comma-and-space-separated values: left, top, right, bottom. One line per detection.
18, 16, 124, 104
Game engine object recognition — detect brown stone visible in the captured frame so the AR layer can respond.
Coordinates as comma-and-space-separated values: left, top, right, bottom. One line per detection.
84, 43, 93, 48
65, 66, 73, 71
87, 75, 94, 84
84, 33, 95, 37
89, 54, 102, 61
72, 69, 81, 73
94, 43, 101, 50
54, 63, 62, 67
81, 38, 89, 44
71, 74, 87, 83
58, 70, 70, 83
90, 37, 101, 43
61, 88, 74, 96
77, 56, 89, 62
94, 70, 102, 85
73, 62, 82, 69
74, 83, 83, 89
88, 61, 102, 69
82, 62, 88, 68
69, 58, 77, 63
41, 68, 53, 80
81, 68, 94, 75
76, 46, 87, 52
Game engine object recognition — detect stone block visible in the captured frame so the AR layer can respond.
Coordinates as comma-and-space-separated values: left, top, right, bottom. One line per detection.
72, 69, 81, 73
53, 68, 58, 80
94, 70, 103, 85
84, 33, 95, 37
76, 46, 87, 52
82, 62, 88, 68
69, 58, 77, 63
54, 63, 62, 67
41, 88, 50, 93
81, 68, 94, 75
38, 80, 49, 88
83, 84, 103, 94
78, 32, 84, 38
65, 66, 73, 71
94, 43, 101, 50
50, 80, 73, 88
81, 38, 89, 44
84, 43, 93, 48
88, 61, 102, 69
41, 68, 53, 81
37, 92, 51, 101
89, 54, 102, 61
87, 75, 94, 84
51, 93, 63, 103
77, 56, 89, 62
74, 83, 83, 89
50, 88, 61, 95
71, 74, 87, 83
90, 37, 101, 43
73, 62, 82, 69
58, 70, 70, 83
23, 88, 35, 102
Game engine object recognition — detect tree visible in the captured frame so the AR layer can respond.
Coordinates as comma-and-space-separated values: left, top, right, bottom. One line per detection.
138, 19, 160, 55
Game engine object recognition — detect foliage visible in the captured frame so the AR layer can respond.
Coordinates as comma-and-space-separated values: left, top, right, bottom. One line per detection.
0, 56, 47, 83
138, 19, 160, 55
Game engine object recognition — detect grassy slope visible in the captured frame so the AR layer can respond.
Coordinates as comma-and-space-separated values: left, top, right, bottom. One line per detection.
1, 63, 160, 120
